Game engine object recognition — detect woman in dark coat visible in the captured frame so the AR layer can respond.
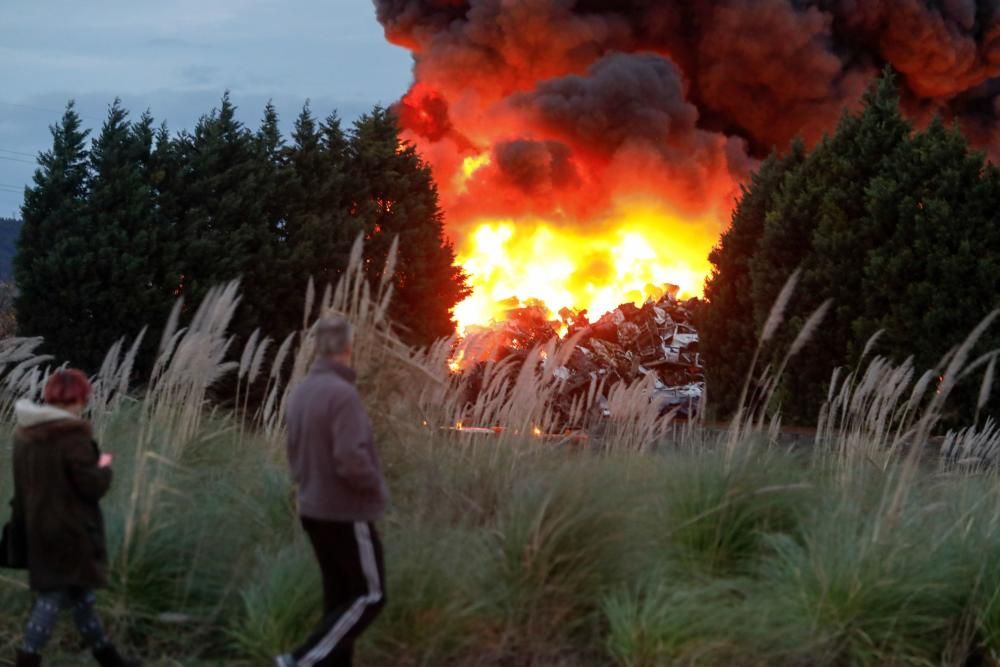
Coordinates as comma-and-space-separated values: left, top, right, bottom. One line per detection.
11, 369, 140, 667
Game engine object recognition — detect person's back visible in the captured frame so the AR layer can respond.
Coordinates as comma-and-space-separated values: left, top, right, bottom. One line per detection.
285, 358, 387, 522
9, 369, 141, 667
13, 400, 110, 592
277, 317, 388, 667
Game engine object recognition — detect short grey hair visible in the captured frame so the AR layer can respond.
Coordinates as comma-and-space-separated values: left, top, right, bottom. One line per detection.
315, 316, 354, 358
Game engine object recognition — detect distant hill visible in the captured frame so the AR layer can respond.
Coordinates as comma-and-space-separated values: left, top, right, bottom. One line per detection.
0, 218, 22, 282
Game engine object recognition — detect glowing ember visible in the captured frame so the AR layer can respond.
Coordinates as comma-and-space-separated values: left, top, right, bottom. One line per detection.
452, 202, 719, 334
448, 349, 466, 372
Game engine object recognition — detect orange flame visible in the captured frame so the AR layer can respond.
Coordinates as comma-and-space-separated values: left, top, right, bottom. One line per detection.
396, 86, 738, 335
448, 349, 466, 373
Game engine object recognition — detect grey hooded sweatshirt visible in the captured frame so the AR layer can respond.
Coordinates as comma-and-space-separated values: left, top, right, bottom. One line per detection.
285, 358, 388, 522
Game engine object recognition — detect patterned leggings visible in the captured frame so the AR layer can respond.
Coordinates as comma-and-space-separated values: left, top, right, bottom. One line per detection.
22, 588, 109, 655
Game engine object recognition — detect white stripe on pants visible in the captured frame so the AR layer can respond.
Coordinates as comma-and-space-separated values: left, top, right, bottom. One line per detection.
298, 522, 382, 667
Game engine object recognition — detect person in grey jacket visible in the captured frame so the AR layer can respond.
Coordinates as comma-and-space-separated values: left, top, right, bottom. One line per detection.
276, 316, 388, 667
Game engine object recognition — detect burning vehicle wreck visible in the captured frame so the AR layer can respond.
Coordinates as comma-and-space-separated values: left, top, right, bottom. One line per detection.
452, 286, 704, 432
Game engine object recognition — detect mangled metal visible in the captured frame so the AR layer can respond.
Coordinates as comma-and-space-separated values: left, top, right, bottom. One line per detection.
455, 287, 704, 425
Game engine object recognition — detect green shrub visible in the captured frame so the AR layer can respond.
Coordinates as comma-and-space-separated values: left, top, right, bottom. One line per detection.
749, 502, 969, 665
361, 522, 488, 666
604, 577, 743, 667
227, 541, 321, 659
488, 462, 632, 654
656, 451, 810, 577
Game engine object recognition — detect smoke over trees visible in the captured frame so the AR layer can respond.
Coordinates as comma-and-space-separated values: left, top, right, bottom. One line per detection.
376, 1, 1000, 421
376, 0, 1000, 226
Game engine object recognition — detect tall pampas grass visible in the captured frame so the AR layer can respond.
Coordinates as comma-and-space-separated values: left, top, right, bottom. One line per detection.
725, 269, 800, 460
0, 337, 51, 417
6, 234, 1000, 665
120, 281, 242, 584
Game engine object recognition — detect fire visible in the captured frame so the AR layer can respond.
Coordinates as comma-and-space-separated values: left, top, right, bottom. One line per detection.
448, 349, 466, 372
462, 153, 491, 179
453, 153, 493, 193
389, 31, 741, 336
452, 201, 719, 334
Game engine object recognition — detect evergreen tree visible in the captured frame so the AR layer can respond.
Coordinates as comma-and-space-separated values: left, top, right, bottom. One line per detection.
702, 70, 1000, 424
15, 102, 93, 365
857, 119, 1000, 421
316, 110, 361, 274
77, 102, 177, 371
273, 104, 361, 334
748, 72, 912, 421
252, 101, 296, 334
347, 107, 469, 344
149, 121, 186, 301
14, 96, 472, 375
170, 93, 278, 339
698, 143, 804, 418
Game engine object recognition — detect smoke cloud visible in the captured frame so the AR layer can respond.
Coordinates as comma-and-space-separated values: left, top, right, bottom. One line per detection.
373, 0, 1000, 306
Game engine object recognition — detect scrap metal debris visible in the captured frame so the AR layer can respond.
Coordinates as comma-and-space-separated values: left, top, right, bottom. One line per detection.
458, 287, 704, 423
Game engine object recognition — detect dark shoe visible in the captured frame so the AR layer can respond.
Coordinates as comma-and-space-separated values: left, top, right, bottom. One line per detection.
15, 650, 42, 667
92, 645, 142, 667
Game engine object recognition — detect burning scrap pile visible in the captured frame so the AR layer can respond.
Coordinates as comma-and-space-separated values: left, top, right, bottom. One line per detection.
375, 0, 1000, 432
460, 287, 704, 422
377, 0, 1000, 346
569, 291, 703, 418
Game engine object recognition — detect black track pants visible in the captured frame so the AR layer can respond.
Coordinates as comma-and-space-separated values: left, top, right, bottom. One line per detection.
292, 518, 386, 667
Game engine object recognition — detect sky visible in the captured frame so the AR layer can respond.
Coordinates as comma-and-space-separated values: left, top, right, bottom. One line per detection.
0, 0, 414, 217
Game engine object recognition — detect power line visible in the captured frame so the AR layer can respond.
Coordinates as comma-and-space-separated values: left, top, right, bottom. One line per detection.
0, 155, 36, 165
0, 148, 36, 158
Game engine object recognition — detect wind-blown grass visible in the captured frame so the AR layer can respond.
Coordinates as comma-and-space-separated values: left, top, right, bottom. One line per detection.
2, 238, 1000, 665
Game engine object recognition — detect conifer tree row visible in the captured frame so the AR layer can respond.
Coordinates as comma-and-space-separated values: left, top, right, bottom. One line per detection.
15, 96, 469, 374
699, 71, 1000, 425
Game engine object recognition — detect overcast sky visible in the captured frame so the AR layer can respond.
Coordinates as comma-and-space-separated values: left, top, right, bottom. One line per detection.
0, 0, 413, 217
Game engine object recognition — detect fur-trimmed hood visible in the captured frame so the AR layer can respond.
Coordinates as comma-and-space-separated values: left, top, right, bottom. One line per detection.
14, 399, 88, 433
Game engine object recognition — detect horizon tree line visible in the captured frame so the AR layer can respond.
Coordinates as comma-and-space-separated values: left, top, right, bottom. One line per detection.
14, 95, 470, 375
